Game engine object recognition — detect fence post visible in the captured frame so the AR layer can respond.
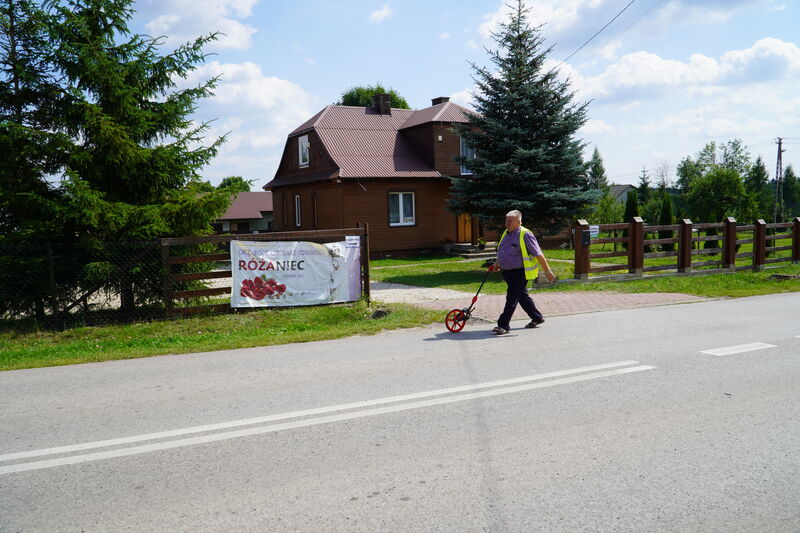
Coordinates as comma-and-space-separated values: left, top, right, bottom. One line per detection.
793, 217, 800, 264
628, 217, 644, 275
46, 243, 58, 316
573, 219, 590, 280
678, 219, 693, 273
360, 223, 371, 305
753, 219, 766, 272
723, 217, 737, 270
161, 240, 173, 315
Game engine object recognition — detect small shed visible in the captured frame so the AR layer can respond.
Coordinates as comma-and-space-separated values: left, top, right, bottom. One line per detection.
215, 191, 274, 234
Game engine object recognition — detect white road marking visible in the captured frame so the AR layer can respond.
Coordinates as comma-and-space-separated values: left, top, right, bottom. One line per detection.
0, 363, 654, 474
700, 343, 777, 356
0, 360, 640, 463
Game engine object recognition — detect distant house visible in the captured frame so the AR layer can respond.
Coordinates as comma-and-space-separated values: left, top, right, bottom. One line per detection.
264, 94, 486, 255
214, 191, 273, 234
610, 184, 637, 204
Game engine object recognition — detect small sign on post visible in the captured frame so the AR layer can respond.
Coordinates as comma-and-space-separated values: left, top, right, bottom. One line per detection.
589, 225, 600, 239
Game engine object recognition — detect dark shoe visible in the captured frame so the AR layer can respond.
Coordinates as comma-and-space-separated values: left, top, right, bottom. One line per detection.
525, 318, 545, 329
492, 327, 509, 335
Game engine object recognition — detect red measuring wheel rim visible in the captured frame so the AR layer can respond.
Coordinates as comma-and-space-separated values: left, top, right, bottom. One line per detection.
445, 309, 467, 333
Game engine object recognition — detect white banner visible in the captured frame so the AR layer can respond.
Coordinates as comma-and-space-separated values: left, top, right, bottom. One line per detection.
230, 240, 361, 307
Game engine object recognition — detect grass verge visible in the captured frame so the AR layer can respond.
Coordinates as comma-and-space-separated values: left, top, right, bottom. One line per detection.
0, 301, 440, 372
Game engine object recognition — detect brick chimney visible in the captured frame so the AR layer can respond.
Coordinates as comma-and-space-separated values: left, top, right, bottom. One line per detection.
431, 96, 450, 106
372, 93, 391, 115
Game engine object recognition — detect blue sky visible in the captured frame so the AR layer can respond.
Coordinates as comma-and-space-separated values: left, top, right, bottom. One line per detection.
129, 0, 800, 188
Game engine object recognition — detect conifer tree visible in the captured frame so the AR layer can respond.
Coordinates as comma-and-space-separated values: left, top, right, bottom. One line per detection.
744, 155, 772, 220
622, 190, 639, 250
47, 0, 230, 243
784, 165, 800, 218
658, 193, 674, 251
0, 0, 71, 244
587, 147, 609, 192
637, 166, 651, 205
448, 0, 596, 230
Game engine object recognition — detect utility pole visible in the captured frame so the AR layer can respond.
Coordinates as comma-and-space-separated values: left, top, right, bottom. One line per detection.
774, 137, 785, 223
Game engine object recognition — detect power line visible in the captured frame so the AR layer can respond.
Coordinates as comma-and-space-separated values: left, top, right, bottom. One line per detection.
593, 0, 667, 54
560, 0, 639, 65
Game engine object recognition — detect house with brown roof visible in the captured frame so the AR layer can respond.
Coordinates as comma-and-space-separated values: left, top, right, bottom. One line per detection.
264, 94, 484, 255
213, 191, 274, 234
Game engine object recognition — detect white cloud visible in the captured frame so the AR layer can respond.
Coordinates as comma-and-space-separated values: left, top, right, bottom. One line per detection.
369, 4, 393, 23
449, 87, 475, 109
181, 61, 317, 185
144, 0, 259, 50
475, 0, 770, 56
580, 119, 616, 135
440, 31, 451, 40
560, 38, 800, 102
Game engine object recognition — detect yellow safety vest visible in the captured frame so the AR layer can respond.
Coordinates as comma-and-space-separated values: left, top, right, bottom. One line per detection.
498, 226, 539, 280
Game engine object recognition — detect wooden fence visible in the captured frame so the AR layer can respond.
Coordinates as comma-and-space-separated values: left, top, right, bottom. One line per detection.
573, 217, 800, 280
161, 226, 370, 316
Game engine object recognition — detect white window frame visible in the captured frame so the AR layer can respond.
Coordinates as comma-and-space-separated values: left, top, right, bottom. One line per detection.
294, 194, 301, 227
389, 192, 415, 227
460, 136, 475, 175
298, 135, 309, 167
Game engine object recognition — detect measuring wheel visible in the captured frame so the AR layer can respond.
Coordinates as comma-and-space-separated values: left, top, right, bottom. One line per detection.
445, 308, 469, 333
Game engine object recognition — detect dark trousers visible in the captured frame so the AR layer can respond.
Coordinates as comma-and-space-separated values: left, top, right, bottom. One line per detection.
497, 268, 543, 330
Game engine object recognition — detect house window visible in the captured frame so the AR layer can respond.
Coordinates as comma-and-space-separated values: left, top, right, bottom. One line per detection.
460, 136, 475, 175
389, 192, 415, 226
298, 135, 309, 167
294, 194, 301, 227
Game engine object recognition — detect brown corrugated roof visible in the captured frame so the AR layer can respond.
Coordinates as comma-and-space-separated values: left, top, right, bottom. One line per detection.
270, 101, 474, 187
266, 169, 339, 188
219, 191, 273, 220
399, 101, 473, 130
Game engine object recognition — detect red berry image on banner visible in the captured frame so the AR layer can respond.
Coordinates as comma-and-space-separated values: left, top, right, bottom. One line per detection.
241, 286, 255, 299
276, 284, 286, 293
253, 276, 265, 288
252, 287, 267, 300
241, 278, 259, 299
264, 286, 275, 296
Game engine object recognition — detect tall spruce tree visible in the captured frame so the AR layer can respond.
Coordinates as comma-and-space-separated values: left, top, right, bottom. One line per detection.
637, 166, 651, 205
47, 0, 230, 243
0, 0, 71, 244
448, 0, 595, 230
744, 155, 772, 220
658, 193, 674, 251
621, 190, 639, 250
784, 165, 800, 217
587, 147, 609, 192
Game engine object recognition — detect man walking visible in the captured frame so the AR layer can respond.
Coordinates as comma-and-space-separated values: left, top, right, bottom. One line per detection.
490, 210, 556, 335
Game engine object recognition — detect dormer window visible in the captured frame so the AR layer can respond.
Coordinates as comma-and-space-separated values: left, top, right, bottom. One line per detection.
298, 135, 310, 167
460, 136, 475, 175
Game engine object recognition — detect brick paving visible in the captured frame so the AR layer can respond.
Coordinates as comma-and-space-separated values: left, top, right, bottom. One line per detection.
402, 289, 709, 321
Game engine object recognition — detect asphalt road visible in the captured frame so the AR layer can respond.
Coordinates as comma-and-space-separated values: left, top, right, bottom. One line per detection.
1, 292, 799, 532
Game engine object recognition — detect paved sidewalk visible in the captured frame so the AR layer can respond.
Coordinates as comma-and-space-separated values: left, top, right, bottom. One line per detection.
371, 282, 710, 321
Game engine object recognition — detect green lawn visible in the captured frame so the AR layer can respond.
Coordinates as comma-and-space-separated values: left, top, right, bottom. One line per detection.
371, 253, 465, 268
0, 301, 440, 371
371, 258, 800, 299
